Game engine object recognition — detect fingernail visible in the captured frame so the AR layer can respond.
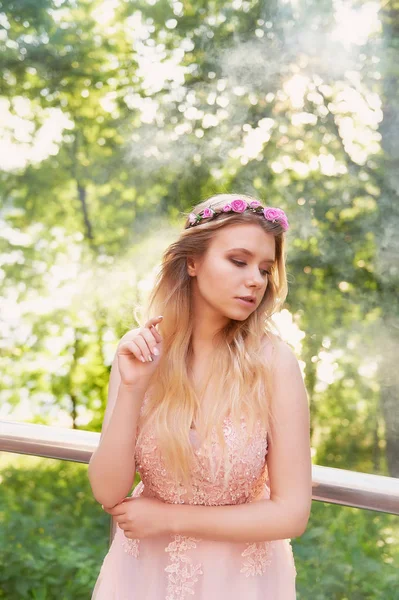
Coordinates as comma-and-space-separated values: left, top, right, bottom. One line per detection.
140, 356, 145, 363
158, 315, 163, 319
153, 347, 159, 356
101, 505, 104, 510
147, 356, 153, 362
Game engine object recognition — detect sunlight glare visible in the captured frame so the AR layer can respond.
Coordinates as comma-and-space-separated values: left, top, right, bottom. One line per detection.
0, 99, 73, 171
332, 0, 381, 48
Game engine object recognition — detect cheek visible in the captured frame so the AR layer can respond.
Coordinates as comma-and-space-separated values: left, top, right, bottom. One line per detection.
213, 260, 240, 288
199, 260, 235, 293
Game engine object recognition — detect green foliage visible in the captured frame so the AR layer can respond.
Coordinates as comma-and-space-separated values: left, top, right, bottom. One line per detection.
0, 456, 109, 599
295, 501, 399, 599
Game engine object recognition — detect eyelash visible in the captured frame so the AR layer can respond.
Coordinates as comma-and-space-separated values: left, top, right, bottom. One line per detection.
231, 259, 271, 277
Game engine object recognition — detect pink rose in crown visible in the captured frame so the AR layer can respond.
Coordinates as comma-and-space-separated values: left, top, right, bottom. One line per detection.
223, 204, 232, 212
264, 207, 283, 221
201, 207, 214, 218
279, 217, 289, 231
188, 213, 197, 224
230, 199, 248, 212
249, 200, 262, 208
264, 207, 289, 230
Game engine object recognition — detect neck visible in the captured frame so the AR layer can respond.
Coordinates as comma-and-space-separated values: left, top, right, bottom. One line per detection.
190, 287, 230, 356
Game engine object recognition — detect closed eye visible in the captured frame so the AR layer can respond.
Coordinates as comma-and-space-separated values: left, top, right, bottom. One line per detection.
231, 259, 271, 277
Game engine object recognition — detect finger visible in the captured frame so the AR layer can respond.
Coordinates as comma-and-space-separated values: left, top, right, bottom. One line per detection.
119, 340, 147, 364
117, 520, 129, 529
124, 530, 136, 539
144, 316, 163, 330
149, 324, 162, 344
140, 328, 160, 356
101, 503, 118, 514
135, 336, 154, 363
107, 505, 128, 517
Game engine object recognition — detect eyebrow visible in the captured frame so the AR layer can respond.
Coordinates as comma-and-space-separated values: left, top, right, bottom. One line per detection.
227, 247, 275, 263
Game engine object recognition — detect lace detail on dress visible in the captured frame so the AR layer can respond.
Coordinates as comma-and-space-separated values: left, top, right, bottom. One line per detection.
135, 429, 188, 505
122, 536, 139, 558
135, 415, 268, 506
164, 535, 203, 600
240, 541, 273, 577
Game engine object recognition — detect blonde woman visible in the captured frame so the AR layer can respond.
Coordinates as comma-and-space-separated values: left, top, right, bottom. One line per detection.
89, 193, 312, 599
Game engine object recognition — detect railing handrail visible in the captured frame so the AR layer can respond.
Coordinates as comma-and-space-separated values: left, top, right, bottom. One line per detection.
1, 419, 398, 516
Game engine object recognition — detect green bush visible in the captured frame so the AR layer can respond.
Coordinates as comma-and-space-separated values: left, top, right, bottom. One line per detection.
0, 456, 108, 599
294, 501, 399, 599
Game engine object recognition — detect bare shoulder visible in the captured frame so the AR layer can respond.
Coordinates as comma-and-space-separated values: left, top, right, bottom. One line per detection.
273, 338, 299, 369
261, 333, 301, 379
262, 331, 292, 358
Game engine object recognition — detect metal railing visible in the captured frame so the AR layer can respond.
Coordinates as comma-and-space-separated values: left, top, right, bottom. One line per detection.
1, 419, 399, 518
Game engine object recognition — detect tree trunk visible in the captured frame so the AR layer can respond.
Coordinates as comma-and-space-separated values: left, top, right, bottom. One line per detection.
77, 183, 95, 244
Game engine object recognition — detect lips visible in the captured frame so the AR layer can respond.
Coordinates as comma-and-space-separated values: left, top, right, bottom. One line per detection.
236, 296, 255, 304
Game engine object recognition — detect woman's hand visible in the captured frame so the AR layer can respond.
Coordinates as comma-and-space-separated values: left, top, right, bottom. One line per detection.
102, 496, 171, 539
117, 316, 163, 388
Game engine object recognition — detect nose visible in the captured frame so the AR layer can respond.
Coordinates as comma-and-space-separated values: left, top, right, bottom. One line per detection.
247, 269, 265, 289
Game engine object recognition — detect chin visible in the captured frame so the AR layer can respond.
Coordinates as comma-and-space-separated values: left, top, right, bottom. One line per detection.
225, 309, 254, 322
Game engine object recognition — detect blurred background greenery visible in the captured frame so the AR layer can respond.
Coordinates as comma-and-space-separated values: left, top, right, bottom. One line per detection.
0, 0, 398, 598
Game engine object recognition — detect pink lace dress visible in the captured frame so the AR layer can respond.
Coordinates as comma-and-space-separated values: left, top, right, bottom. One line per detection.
91, 413, 297, 599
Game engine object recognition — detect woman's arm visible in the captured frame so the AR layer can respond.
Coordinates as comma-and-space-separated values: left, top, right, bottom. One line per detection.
88, 333, 146, 509
167, 341, 312, 543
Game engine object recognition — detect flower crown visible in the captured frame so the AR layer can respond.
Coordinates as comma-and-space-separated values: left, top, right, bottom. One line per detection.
186, 198, 289, 231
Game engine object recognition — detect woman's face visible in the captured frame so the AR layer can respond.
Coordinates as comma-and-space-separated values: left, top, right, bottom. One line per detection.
188, 223, 276, 321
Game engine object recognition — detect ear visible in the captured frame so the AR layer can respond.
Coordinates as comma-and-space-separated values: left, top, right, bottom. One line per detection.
187, 256, 197, 277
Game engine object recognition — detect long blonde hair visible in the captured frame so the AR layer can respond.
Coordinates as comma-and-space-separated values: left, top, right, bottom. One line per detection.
137, 193, 289, 487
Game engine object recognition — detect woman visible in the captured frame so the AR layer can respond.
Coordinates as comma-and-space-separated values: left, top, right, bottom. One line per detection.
88, 193, 312, 599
